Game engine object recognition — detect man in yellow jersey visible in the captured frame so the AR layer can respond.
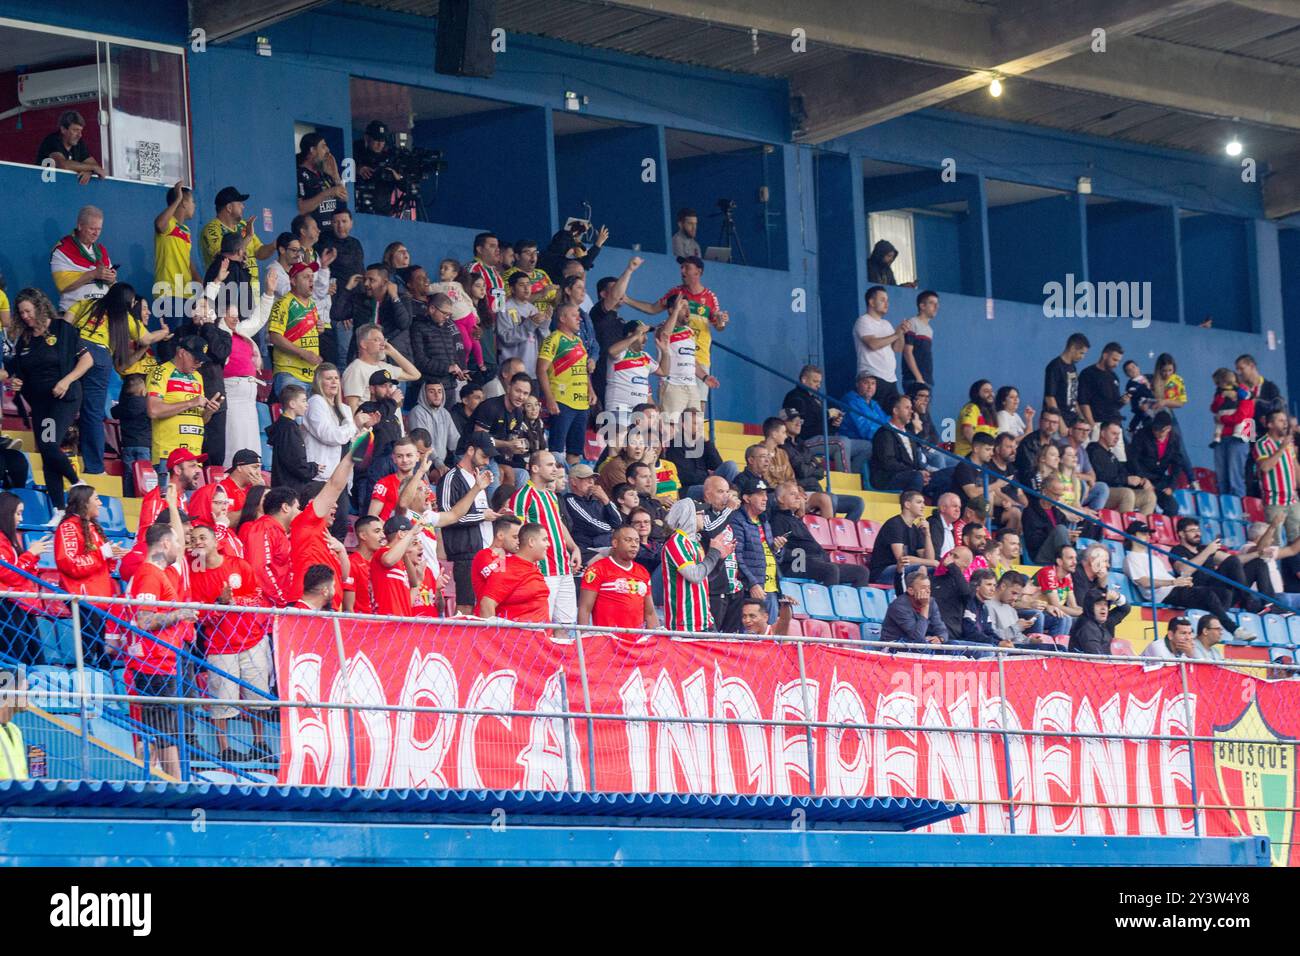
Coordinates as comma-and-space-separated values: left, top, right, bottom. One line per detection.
537, 302, 591, 467
268, 262, 323, 400
146, 336, 223, 488
199, 185, 276, 282
0, 669, 28, 781
153, 181, 202, 331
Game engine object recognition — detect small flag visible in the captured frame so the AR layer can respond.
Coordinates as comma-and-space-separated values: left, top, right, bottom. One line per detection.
350, 432, 375, 471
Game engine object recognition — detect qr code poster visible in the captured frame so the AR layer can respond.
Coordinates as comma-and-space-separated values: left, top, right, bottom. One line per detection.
134, 140, 163, 182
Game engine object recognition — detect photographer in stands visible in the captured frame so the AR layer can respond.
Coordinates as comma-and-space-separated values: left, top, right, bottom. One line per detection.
353, 120, 399, 216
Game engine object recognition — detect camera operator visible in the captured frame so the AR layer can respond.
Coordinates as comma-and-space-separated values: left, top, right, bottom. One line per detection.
539, 220, 609, 284
296, 132, 347, 240
354, 120, 400, 216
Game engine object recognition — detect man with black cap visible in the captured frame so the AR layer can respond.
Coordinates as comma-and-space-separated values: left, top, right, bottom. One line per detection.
296, 131, 347, 238
172, 294, 233, 466
146, 335, 223, 489
200, 185, 275, 282
189, 447, 263, 521
354, 120, 399, 216
353, 367, 406, 512
441, 433, 501, 613
727, 473, 787, 623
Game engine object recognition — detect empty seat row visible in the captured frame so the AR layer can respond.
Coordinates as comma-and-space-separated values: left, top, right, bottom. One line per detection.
779, 580, 892, 624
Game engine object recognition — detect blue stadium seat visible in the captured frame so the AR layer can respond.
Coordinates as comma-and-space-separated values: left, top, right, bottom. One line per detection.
778, 581, 807, 617
801, 583, 836, 620
830, 585, 865, 622
1184, 608, 1206, 628
1220, 520, 1246, 550
1231, 611, 1264, 643
1288, 616, 1300, 648
1173, 489, 1197, 515
1219, 495, 1244, 521
1108, 571, 1137, 606
857, 587, 891, 623
11, 487, 52, 526
860, 622, 882, 642
1200, 518, 1222, 541
1194, 492, 1220, 519
97, 495, 126, 534
1263, 614, 1290, 646
1104, 540, 1125, 569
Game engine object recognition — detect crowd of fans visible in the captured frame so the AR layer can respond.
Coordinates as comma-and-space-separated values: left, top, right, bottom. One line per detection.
0, 147, 1293, 761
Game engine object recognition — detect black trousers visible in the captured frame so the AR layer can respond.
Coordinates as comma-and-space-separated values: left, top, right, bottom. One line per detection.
1191, 555, 1259, 612
710, 589, 745, 635
26, 395, 79, 509
1165, 586, 1241, 633
0, 602, 42, 666
804, 556, 870, 588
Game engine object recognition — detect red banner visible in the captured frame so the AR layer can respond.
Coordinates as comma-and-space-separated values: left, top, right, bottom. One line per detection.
274, 618, 1300, 864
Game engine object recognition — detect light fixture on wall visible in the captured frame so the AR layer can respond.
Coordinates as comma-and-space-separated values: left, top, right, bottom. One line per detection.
564, 91, 581, 111
988, 77, 1003, 98
256, 35, 272, 57
1225, 137, 1243, 157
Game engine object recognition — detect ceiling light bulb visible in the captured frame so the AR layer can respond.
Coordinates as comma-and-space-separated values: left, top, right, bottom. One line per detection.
989, 78, 1003, 98
1225, 138, 1243, 157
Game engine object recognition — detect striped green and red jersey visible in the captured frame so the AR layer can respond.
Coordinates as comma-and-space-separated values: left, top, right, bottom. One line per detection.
661, 530, 713, 631
510, 481, 572, 576
1255, 434, 1296, 506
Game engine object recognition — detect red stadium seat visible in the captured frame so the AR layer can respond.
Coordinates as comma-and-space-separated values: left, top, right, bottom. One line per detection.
830, 620, 859, 642
1149, 514, 1177, 546
783, 617, 803, 637
1193, 468, 1217, 494
830, 517, 863, 552
1098, 509, 1123, 540
857, 520, 880, 552
583, 431, 605, 461
801, 618, 832, 640
802, 514, 834, 549
132, 461, 158, 497
1243, 496, 1265, 523
1111, 639, 1135, 656
205, 466, 227, 484
829, 550, 852, 565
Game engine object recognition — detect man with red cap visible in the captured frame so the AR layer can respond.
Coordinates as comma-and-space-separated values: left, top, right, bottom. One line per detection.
267, 259, 322, 402
118, 447, 206, 582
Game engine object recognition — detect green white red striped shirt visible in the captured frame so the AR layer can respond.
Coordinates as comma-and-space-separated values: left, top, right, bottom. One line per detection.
661, 530, 712, 631
1255, 434, 1296, 506
510, 481, 572, 576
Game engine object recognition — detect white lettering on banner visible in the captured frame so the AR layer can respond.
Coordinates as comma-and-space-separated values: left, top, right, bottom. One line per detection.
348, 654, 393, 789
619, 669, 651, 792
826, 670, 869, 798
1125, 692, 1163, 836
772, 679, 818, 795
518, 669, 585, 791
924, 693, 978, 834
457, 669, 515, 790
712, 666, 771, 794
1032, 693, 1081, 834
393, 652, 460, 789
873, 691, 919, 799
1160, 693, 1196, 836
1077, 696, 1128, 835
1002, 700, 1033, 835
285, 655, 341, 786
976, 697, 1009, 835
652, 668, 711, 792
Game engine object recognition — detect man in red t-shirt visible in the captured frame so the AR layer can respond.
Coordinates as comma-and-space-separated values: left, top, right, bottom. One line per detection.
349, 515, 385, 614
471, 515, 522, 615
128, 518, 196, 778
120, 447, 206, 582
1034, 544, 1081, 638
188, 448, 263, 525
368, 436, 426, 522
241, 485, 299, 607
370, 515, 423, 616
287, 455, 354, 609
189, 522, 271, 760
477, 523, 552, 623
578, 525, 656, 631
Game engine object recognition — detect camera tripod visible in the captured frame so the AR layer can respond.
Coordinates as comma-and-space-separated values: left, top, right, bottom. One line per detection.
716, 207, 747, 265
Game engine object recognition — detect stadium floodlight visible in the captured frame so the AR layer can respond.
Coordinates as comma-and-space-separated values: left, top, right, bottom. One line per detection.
989, 77, 1003, 98
1225, 138, 1243, 157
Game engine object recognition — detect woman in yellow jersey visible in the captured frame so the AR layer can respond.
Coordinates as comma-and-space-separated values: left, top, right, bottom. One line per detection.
72, 283, 170, 475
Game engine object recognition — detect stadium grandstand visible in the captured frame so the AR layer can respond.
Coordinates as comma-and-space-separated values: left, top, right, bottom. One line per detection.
0, 0, 1298, 886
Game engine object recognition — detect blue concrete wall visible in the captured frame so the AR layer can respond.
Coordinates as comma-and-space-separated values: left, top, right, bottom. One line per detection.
555, 124, 668, 255
1087, 202, 1182, 325
1280, 229, 1300, 414
0, 0, 187, 44
912, 213, 963, 295
988, 194, 1086, 305
667, 145, 788, 270
1180, 213, 1255, 332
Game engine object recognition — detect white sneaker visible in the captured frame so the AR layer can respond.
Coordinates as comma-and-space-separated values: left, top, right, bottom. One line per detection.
45, 508, 65, 526
1236, 628, 1259, 643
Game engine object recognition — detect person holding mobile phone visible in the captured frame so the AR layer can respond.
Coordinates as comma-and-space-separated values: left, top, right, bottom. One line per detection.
1168, 516, 1261, 612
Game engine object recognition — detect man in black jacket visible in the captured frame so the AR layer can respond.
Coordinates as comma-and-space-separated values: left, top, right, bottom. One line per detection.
562, 464, 623, 564
869, 393, 928, 492
168, 324, 231, 467
1014, 408, 1063, 483
781, 364, 848, 461
410, 290, 469, 395
1088, 420, 1157, 515
353, 369, 404, 511
266, 383, 318, 490
769, 481, 868, 587
1071, 543, 1130, 633
1023, 475, 1078, 565
700, 475, 744, 633
336, 262, 412, 363
439, 433, 499, 613
1127, 411, 1183, 516
469, 371, 532, 486
664, 406, 735, 500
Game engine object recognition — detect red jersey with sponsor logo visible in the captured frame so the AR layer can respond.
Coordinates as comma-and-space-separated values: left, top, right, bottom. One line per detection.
580, 556, 650, 630
370, 546, 414, 617
189, 555, 267, 654
470, 547, 507, 614
477, 554, 550, 623
127, 561, 193, 676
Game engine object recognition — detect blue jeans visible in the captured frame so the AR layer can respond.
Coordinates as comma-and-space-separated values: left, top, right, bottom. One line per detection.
833, 493, 864, 521
121, 446, 151, 497
547, 403, 587, 459
1082, 481, 1110, 511
272, 372, 304, 404
334, 322, 354, 372
78, 343, 110, 474
1215, 437, 1248, 499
